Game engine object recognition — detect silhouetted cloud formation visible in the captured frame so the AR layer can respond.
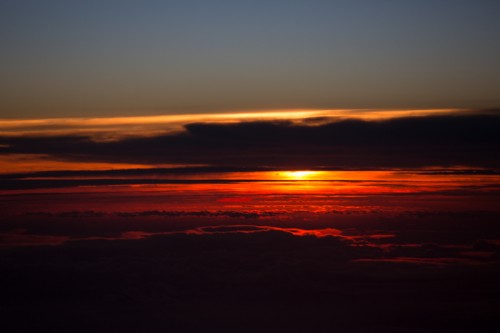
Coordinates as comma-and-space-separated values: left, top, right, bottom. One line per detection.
1, 227, 499, 332
1, 112, 500, 168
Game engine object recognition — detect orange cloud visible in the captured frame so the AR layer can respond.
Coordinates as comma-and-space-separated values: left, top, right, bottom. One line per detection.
0, 109, 458, 140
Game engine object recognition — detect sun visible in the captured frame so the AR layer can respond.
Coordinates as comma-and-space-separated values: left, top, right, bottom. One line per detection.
282, 171, 320, 180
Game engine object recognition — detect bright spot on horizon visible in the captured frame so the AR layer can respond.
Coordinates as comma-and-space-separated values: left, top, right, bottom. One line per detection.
282, 171, 320, 180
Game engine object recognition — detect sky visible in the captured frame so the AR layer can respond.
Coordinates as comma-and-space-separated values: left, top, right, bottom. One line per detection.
1, 0, 500, 118
1, 2, 500, 332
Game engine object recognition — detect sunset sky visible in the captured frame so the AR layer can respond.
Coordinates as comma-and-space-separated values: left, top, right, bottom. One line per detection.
1, 1, 499, 332
1, 1, 499, 173
1, 0, 500, 118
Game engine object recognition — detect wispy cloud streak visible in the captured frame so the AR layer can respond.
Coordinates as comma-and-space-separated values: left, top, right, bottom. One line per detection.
1, 111, 499, 169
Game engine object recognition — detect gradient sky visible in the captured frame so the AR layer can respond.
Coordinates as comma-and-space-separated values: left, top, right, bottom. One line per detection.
1, 0, 500, 118
2, 3, 500, 331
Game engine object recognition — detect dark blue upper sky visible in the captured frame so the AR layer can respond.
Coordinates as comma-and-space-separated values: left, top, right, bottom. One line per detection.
1, 0, 499, 117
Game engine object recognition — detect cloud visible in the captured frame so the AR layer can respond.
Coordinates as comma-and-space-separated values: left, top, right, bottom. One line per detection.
188, 225, 344, 238
1, 112, 499, 169
4, 209, 500, 264
1, 226, 499, 332
0, 109, 457, 139
0, 231, 68, 248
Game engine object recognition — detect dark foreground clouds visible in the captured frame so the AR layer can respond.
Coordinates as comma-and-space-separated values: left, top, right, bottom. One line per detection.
1, 203, 500, 332
2, 112, 500, 168
1, 227, 499, 333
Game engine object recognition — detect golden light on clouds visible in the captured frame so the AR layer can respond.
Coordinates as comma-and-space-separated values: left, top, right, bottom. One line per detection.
0, 109, 459, 140
0, 154, 152, 174
281, 171, 321, 180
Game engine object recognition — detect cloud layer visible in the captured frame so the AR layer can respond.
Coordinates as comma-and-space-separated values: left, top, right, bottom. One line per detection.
2, 221, 499, 332
2, 112, 499, 169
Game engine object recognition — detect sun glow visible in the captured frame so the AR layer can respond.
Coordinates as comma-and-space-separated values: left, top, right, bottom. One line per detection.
282, 171, 320, 180
0, 109, 459, 139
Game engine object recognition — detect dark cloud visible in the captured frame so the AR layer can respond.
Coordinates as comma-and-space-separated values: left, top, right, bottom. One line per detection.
1, 228, 499, 332
23, 210, 281, 220
2, 203, 499, 332
0, 178, 270, 190
1, 113, 500, 168
3, 208, 500, 259
0, 166, 273, 180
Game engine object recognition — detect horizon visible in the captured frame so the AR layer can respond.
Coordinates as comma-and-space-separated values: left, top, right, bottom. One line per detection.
1, 1, 499, 332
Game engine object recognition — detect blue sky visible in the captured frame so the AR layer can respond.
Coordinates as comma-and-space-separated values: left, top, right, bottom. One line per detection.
1, 0, 499, 117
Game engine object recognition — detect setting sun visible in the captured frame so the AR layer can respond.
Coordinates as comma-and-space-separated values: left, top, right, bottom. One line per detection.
1, 1, 498, 331
282, 171, 321, 180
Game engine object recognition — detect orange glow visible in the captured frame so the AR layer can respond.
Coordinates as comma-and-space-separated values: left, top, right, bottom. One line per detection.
281, 171, 321, 180
2, 169, 499, 216
0, 108, 460, 139
186, 225, 344, 238
0, 154, 153, 174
